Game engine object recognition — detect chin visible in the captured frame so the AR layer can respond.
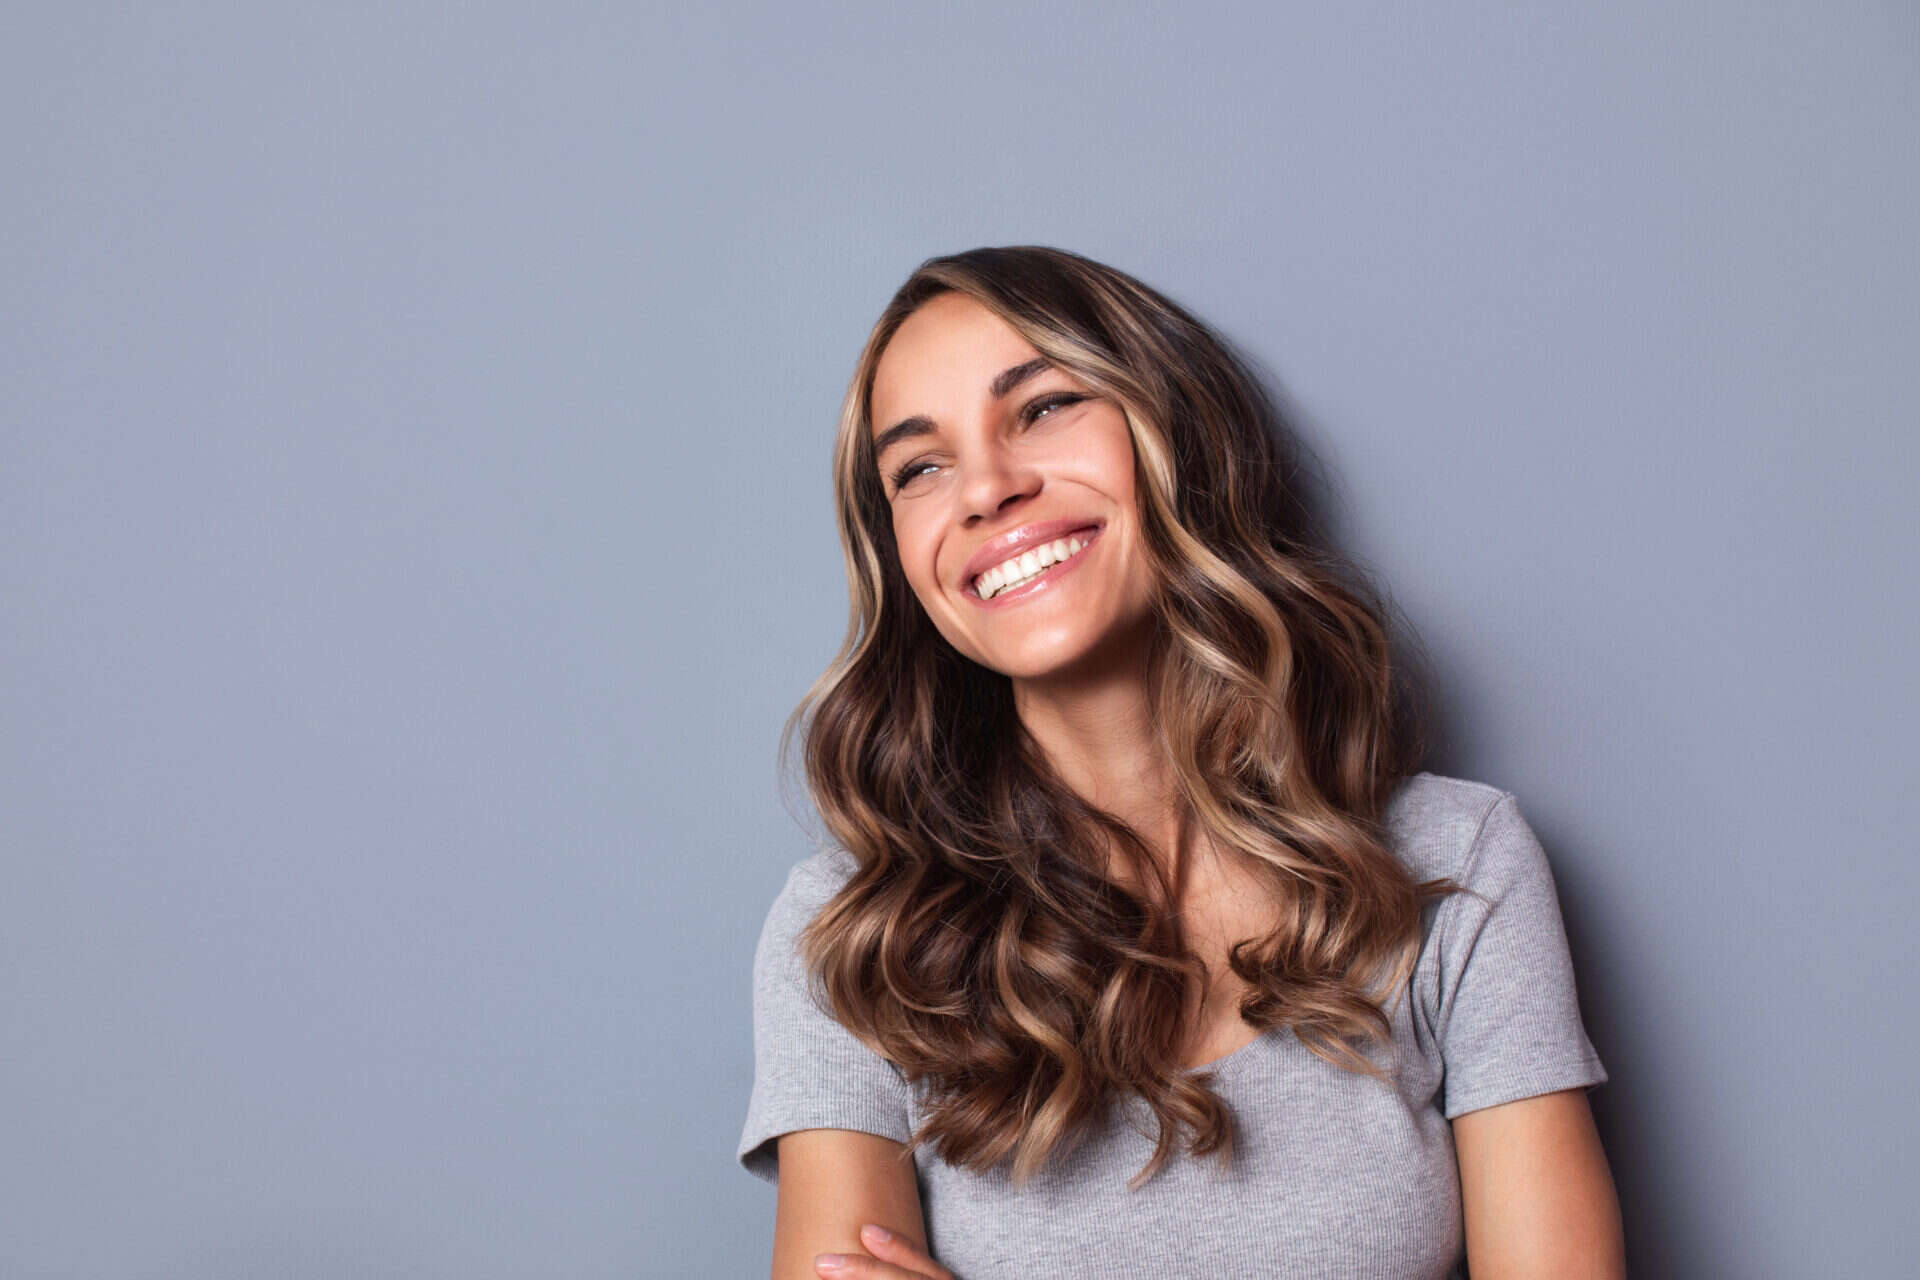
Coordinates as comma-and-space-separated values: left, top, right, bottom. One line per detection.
973, 640, 1111, 683
940, 599, 1154, 680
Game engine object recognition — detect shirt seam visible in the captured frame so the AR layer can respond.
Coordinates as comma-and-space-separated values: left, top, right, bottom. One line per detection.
1428, 788, 1515, 957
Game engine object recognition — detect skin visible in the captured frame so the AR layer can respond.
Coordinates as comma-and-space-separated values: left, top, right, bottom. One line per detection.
772, 292, 1625, 1279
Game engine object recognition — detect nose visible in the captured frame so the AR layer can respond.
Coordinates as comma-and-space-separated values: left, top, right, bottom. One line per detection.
957, 437, 1041, 526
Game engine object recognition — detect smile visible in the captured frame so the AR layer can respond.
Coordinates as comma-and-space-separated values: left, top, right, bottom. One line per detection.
970, 527, 1101, 602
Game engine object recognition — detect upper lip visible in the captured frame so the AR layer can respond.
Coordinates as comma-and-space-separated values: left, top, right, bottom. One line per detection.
959, 518, 1105, 591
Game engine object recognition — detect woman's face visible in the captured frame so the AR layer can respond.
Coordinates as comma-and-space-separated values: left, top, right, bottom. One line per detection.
868, 291, 1158, 683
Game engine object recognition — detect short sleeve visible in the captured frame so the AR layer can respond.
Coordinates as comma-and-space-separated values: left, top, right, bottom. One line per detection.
1432, 792, 1608, 1118
736, 853, 915, 1183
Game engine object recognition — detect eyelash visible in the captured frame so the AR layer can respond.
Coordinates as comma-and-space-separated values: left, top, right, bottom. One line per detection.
887, 393, 1089, 492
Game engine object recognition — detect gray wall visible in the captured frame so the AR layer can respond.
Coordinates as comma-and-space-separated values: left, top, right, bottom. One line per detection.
4, 3, 1913, 1276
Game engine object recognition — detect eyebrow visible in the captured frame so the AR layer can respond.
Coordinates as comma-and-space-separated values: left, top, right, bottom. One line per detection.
990, 356, 1052, 399
871, 357, 1056, 464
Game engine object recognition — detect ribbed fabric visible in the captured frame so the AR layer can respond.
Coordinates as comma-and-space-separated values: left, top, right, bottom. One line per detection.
737, 772, 1608, 1279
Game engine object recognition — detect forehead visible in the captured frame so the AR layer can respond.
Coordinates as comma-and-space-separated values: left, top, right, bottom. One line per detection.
869, 293, 1041, 427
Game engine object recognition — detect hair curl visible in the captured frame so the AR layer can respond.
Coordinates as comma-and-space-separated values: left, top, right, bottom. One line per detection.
780, 245, 1460, 1189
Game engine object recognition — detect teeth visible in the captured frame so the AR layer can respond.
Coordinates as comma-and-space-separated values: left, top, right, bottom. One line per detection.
978, 534, 1090, 600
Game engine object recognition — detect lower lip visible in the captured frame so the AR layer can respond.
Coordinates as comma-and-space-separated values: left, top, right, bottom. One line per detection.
967, 527, 1103, 609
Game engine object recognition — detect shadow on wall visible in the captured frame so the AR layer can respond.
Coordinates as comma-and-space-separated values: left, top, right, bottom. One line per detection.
1240, 336, 1682, 1276
1538, 827, 1693, 1278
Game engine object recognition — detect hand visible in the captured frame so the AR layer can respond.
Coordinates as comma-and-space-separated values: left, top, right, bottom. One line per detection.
815, 1223, 956, 1279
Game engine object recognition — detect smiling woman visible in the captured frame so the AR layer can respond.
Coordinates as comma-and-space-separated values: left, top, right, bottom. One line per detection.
737, 246, 1624, 1280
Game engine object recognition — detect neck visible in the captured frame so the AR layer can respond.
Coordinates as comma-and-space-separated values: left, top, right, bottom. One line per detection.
1010, 621, 1193, 886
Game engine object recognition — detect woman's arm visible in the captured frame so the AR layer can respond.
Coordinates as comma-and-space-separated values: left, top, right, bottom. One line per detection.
1452, 1088, 1625, 1279
771, 1129, 944, 1280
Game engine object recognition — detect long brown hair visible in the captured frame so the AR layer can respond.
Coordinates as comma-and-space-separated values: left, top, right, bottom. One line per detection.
781, 246, 1458, 1188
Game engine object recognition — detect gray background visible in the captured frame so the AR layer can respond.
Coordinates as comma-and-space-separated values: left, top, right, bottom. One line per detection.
4, 3, 1913, 1277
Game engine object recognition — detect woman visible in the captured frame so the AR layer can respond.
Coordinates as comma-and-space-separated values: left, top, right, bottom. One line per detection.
737, 246, 1624, 1279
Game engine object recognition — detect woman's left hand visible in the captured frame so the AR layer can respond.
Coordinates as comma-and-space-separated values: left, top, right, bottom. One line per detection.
814, 1223, 956, 1279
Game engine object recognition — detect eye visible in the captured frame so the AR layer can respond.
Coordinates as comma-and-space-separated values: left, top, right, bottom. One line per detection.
1022, 392, 1089, 425
888, 458, 938, 492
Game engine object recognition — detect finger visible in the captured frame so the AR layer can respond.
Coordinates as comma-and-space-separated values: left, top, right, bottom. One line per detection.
812, 1251, 924, 1279
860, 1224, 955, 1280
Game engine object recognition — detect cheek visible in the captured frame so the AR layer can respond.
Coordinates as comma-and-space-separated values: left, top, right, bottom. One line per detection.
890, 518, 944, 600
1090, 424, 1142, 505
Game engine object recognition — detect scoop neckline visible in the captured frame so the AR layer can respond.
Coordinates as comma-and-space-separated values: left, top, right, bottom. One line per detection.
1179, 1026, 1273, 1078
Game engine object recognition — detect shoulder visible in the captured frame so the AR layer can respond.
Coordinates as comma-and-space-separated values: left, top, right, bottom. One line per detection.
746, 847, 877, 1048
739, 849, 916, 1183
753, 847, 861, 972
762, 848, 859, 929
1381, 770, 1516, 884
1388, 776, 1609, 1116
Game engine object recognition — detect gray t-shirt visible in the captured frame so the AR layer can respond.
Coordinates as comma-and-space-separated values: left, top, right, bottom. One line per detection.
737, 772, 1608, 1279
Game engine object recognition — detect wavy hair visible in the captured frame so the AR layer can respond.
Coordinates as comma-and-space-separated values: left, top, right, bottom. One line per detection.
781, 245, 1460, 1189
